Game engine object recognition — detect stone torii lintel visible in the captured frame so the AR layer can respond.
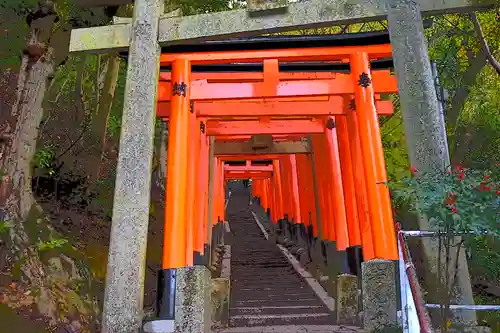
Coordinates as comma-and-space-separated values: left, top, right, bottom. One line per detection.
69, 0, 494, 53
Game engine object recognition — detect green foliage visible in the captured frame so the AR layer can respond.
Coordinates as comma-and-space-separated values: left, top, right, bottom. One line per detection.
33, 144, 56, 175
381, 96, 409, 181
427, 11, 500, 168
0, 220, 10, 234
475, 294, 500, 332
107, 114, 121, 138
166, 0, 233, 14
391, 167, 499, 235
36, 238, 69, 251
469, 235, 500, 280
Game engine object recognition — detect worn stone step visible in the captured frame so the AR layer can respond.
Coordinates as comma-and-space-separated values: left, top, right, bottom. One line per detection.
230, 291, 316, 300
231, 286, 310, 294
216, 325, 363, 333
231, 305, 326, 316
231, 293, 321, 304
231, 297, 324, 308
229, 313, 334, 327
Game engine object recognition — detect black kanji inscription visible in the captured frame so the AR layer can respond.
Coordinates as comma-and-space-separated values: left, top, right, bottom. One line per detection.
200, 121, 206, 133
172, 82, 188, 97
357, 72, 372, 88
326, 118, 335, 129
349, 99, 356, 111
190, 101, 194, 113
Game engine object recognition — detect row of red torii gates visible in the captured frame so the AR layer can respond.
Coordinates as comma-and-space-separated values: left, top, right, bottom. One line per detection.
145, 34, 404, 328
158, 42, 399, 272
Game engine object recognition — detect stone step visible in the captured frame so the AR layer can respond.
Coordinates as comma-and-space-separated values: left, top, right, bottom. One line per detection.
231, 297, 323, 308
229, 313, 334, 327
230, 285, 310, 293
231, 293, 322, 304
230, 291, 317, 300
230, 305, 326, 316
216, 325, 363, 333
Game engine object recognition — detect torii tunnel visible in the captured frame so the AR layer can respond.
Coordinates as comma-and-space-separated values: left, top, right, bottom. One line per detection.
147, 31, 400, 329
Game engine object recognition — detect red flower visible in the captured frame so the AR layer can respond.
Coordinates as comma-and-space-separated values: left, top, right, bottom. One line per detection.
451, 206, 458, 214
484, 185, 490, 191
484, 175, 490, 180
458, 172, 465, 180
444, 192, 456, 205
410, 165, 417, 176
496, 190, 500, 195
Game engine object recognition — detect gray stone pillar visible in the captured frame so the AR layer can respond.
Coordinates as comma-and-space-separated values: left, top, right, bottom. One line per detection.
336, 274, 359, 326
386, 0, 477, 324
101, 1, 163, 332
385, 0, 449, 172
361, 259, 397, 330
174, 266, 212, 333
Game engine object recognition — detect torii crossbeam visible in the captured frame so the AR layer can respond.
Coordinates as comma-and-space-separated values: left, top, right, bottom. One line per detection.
69, 0, 493, 53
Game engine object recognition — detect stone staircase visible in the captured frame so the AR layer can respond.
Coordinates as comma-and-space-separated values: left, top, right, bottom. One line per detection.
218, 186, 361, 333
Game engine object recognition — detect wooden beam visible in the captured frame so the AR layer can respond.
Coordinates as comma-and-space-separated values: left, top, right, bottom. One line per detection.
214, 141, 310, 155
220, 154, 306, 161
69, 0, 494, 53
215, 134, 305, 142
206, 119, 324, 136
157, 72, 397, 101
224, 165, 273, 172
157, 98, 394, 117
225, 171, 273, 180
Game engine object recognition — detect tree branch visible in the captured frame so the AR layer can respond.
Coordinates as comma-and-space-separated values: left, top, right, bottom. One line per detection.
470, 12, 500, 76
447, 51, 487, 130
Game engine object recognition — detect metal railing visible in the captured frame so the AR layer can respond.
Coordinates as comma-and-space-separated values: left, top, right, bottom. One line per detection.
397, 224, 500, 333
396, 223, 433, 333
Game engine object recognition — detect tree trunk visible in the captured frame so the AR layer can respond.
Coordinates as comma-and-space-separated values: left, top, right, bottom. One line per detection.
0, 29, 54, 284
89, 54, 121, 187
471, 12, 500, 76
447, 52, 487, 133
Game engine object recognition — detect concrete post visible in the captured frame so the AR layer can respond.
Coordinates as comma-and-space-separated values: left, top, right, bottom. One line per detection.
386, 0, 477, 324
174, 266, 212, 333
361, 259, 397, 330
336, 274, 359, 326
101, 1, 162, 332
